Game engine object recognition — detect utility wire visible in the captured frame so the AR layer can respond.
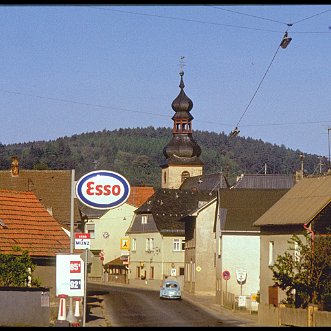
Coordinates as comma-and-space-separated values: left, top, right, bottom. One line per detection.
205, 5, 288, 25
86, 6, 330, 34
232, 33, 285, 132
292, 9, 331, 25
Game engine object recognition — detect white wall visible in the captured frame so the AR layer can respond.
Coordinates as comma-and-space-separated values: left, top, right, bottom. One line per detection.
222, 234, 260, 297
89, 203, 136, 264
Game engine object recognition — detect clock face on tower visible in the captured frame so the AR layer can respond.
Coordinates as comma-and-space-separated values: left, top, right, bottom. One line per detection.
103, 232, 109, 239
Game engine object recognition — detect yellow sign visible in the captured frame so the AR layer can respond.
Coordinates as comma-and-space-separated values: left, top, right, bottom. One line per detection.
120, 237, 130, 250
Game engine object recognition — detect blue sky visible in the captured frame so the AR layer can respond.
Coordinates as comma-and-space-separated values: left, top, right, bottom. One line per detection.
0, 4, 330, 158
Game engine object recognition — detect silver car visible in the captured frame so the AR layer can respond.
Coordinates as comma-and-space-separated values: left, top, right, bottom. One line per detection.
159, 280, 181, 300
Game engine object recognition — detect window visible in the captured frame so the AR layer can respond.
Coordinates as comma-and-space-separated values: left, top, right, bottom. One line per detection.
131, 238, 137, 252
85, 223, 95, 239
173, 239, 185, 251
173, 239, 180, 251
268, 241, 275, 266
145, 238, 154, 252
141, 215, 147, 224
179, 267, 184, 276
181, 171, 190, 183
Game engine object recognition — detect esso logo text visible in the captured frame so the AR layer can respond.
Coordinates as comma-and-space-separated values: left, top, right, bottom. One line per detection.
76, 170, 130, 210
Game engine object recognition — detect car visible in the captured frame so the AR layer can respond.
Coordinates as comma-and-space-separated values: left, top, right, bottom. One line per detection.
159, 280, 181, 300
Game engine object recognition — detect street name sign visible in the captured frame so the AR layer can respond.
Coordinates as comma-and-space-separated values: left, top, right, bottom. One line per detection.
75, 233, 91, 250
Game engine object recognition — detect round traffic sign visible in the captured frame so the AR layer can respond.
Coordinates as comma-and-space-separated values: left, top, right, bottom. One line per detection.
222, 270, 230, 280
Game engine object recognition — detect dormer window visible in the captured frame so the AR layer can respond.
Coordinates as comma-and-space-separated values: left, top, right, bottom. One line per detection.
141, 215, 148, 224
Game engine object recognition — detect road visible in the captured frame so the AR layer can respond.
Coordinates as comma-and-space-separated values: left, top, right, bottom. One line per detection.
87, 283, 248, 327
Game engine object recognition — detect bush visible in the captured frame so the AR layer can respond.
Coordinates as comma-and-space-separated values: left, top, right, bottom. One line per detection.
0, 246, 40, 287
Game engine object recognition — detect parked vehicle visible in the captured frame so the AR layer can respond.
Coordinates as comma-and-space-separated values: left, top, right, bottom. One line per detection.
159, 280, 181, 300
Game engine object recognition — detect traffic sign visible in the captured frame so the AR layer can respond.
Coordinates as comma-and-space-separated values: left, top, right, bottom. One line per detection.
75, 170, 131, 210
222, 270, 230, 280
75, 233, 91, 250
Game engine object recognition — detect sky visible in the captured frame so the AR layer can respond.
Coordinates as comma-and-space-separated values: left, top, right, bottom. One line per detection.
0, 4, 330, 158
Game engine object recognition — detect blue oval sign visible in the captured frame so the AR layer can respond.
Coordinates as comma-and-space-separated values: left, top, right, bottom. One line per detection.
76, 170, 131, 210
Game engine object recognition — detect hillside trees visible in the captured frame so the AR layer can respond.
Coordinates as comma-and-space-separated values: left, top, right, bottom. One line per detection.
0, 127, 322, 187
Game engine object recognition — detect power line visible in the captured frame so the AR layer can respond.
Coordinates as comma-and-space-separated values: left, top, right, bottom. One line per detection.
229, 30, 289, 138
205, 5, 289, 25
1, 86, 330, 131
86, 5, 330, 34
292, 9, 331, 25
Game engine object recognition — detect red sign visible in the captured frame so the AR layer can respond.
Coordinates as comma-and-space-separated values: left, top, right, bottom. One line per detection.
70, 261, 81, 273
222, 270, 230, 280
75, 233, 91, 240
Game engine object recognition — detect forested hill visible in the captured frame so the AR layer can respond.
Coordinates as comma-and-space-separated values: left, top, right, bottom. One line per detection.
0, 126, 323, 187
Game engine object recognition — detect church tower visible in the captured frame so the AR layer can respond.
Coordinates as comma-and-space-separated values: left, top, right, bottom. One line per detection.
161, 70, 204, 189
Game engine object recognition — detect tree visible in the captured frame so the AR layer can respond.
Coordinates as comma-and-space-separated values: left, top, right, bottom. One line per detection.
271, 232, 331, 309
0, 246, 41, 287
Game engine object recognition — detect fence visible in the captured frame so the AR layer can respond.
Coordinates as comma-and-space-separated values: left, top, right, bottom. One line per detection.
258, 303, 331, 327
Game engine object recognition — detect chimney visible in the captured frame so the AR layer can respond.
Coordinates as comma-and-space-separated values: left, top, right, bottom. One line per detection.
11, 156, 19, 177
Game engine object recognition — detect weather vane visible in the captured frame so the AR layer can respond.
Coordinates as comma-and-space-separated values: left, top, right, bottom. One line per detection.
179, 56, 185, 74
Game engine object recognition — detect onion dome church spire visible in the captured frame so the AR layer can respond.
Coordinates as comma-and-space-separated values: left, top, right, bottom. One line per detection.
161, 68, 204, 189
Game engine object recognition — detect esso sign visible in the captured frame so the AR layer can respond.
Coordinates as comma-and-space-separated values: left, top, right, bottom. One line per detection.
76, 170, 130, 210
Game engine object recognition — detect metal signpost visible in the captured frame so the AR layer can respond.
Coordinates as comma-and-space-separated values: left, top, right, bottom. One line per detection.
222, 270, 231, 294
74, 233, 91, 327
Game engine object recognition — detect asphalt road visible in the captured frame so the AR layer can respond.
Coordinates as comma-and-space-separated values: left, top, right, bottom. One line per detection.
87, 283, 248, 327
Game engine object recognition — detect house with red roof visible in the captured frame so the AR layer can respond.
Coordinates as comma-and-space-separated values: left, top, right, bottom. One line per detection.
78, 186, 155, 282
0, 189, 70, 299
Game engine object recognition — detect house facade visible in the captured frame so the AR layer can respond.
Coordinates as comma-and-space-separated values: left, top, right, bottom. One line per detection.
254, 175, 331, 311
214, 188, 289, 309
127, 188, 209, 288
78, 186, 154, 282
0, 189, 70, 301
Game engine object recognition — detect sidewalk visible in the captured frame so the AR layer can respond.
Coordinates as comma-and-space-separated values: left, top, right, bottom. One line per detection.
182, 291, 260, 327
85, 281, 260, 327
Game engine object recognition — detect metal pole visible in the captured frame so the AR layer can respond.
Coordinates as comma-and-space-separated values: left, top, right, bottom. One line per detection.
67, 169, 76, 324
83, 248, 88, 327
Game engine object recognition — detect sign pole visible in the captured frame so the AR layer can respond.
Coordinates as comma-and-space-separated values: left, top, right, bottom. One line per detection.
83, 248, 88, 327
67, 169, 76, 325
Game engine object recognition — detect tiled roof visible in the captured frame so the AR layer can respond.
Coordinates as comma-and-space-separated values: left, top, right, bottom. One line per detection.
126, 186, 155, 208
0, 170, 81, 225
133, 188, 216, 236
180, 173, 230, 191
254, 175, 331, 226
0, 189, 70, 256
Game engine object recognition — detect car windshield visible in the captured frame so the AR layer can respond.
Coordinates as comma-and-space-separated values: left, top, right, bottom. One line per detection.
165, 283, 178, 288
